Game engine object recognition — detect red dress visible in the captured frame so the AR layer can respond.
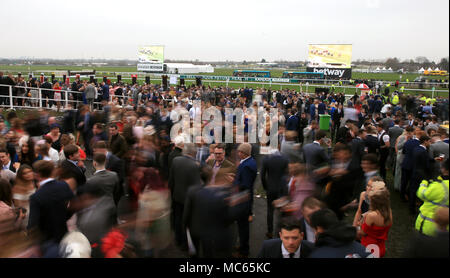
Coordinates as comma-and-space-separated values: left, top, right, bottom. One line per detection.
361, 222, 391, 257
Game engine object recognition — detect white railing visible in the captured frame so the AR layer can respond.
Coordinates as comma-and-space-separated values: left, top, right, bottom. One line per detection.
0, 84, 127, 110
0, 81, 448, 111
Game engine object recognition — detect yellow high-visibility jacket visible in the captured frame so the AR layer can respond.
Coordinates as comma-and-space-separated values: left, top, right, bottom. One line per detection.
415, 176, 449, 236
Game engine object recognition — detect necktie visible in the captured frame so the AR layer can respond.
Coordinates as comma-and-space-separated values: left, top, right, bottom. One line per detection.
289, 178, 297, 198
289, 253, 295, 258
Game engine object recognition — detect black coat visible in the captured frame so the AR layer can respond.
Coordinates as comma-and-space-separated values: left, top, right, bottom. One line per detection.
364, 135, 380, 155
260, 153, 289, 198
169, 156, 201, 204
61, 160, 86, 188
27, 180, 75, 242
349, 137, 366, 170
183, 185, 245, 257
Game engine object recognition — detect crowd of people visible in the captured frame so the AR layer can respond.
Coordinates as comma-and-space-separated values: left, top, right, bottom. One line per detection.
0, 72, 448, 258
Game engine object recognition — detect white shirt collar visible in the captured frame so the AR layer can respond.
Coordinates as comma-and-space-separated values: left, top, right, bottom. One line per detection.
420, 145, 427, 149
313, 141, 321, 145
304, 221, 316, 244
94, 169, 106, 175
240, 156, 251, 164
3, 160, 11, 170
40, 178, 55, 187
365, 170, 378, 178
67, 159, 78, 166
281, 241, 301, 258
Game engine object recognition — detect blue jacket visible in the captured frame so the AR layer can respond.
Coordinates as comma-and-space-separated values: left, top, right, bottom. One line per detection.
234, 156, 257, 215
310, 104, 317, 118
286, 115, 300, 131
401, 138, 420, 170
101, 84, 109, 100
318, 103, 326, 115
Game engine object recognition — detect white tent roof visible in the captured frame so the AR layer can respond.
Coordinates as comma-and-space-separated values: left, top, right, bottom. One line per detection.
427, 67, 433, 71
435, 67, 440, 71
419, 67, 425, 71
376, 67, 380, 70
382, 67, 386, 70
388, 67, 393, 70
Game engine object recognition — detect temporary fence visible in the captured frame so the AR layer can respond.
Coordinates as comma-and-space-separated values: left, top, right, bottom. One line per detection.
0, 81, 448, 112
0, 84, 127, 110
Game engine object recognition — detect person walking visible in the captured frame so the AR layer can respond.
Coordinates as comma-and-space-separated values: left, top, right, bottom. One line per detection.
233, 143, 257, 258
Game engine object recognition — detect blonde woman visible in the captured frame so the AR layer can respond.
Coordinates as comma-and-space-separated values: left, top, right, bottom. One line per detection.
352, 176, 385, 227
357, 187, 393, 258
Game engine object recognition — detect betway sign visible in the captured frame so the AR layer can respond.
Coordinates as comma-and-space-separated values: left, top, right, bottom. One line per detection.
137, 63, 164, 72
307, 67, 352, 79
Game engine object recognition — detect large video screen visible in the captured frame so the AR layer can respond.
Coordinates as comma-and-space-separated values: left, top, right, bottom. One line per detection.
138, 45, 164, 64
308, 44, 352, 68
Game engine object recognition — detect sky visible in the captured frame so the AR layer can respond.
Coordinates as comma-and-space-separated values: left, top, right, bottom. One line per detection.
0, 0, 448, 62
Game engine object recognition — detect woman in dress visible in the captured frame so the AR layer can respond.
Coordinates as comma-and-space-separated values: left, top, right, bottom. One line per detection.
12, 165, 36, 230
357, 186, 393, 258
53, 82, 62, 111
352, 176, 385, 227
13, 136, 40, 167
45, 124, 62, 152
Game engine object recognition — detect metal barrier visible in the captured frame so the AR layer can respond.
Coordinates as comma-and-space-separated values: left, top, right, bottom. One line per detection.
0, 84, 127, 110
0, 81, 448, 111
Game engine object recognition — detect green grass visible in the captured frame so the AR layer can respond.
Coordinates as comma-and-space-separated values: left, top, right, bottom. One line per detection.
1, 64, 447, 80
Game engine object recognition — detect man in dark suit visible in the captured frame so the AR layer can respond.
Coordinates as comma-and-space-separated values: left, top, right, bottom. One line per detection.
0, 149, 17, 173
331, 103, 344, 142
84, 153, 120, 205
260, 149, 289, 239
93, 141, 125, 204
183, 169, 246, 258
401, 128, 422, 202
168, 135, 184, 171
376, 123, 390, 180
364, 125, 380, 155
169, 143, 202, 249
324, 144, 364, 220
308, 209, 372, 258
233, 143, 257, 258
349, 129, 366, 171
28, 160, 75, 243
108, 123, 128, 159
61, 144, 87, 190
410, 135, 435, 215
299, 197, 326, 244
258, 217, 314, 258
296, 112, 309, 145
302, 130, 332, 174
40, 77, 53, 108
335, 120, 354, 145
286, 108, 299, 133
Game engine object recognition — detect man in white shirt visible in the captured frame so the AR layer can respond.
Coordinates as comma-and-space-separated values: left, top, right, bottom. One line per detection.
43, 136, 60, 164
257, 217, 315, 258
0, 149, 15, 173
376, 123, 390, 180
